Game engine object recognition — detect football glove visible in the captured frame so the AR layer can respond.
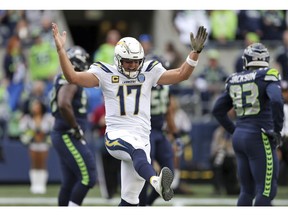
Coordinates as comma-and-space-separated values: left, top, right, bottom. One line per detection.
261, 128, 282, 149
190, 26, 208, 53
68, 125, 85, 140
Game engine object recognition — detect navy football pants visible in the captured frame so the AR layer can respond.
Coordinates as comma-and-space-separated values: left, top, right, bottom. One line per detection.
51, 130, 97, 206
232, 128, 279, 206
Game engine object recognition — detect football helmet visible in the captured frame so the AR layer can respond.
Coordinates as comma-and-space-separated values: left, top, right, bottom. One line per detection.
114, 37, 145, 79
242, 42, 270, 70
67, 46, 90, 71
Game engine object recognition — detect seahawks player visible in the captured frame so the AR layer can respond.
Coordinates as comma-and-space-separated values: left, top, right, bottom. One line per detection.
52, 22, 208, 206
50, 46, 97, 206
212, 43, 284, 206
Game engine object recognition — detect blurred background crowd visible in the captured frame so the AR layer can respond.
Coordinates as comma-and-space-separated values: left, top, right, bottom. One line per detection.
0, 10, 288, 197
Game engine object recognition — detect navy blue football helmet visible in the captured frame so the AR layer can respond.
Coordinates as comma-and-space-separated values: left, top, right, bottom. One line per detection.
67, 46, 90, 71
242, 43, 270, 70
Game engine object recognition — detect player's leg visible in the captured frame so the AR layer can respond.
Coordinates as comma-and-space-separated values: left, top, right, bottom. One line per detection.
232, 130, 255, 206
52, 131, 97, 206
119, 160, 146, 205
106, 131, 174, 205
147, 133, 174, 205
139, 129, 158, 206
65, 136, 97, 206
253, 132, 279, 206
58, 160, 77, 206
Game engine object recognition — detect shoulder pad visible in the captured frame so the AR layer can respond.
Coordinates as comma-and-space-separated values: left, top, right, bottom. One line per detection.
264, 68, 281, 82
92, 62, 113, 73
144, 60, 160, 72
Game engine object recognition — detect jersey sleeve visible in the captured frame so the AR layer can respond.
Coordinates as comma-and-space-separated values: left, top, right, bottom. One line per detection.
212, 91, 236, 134
266, 81, 284, 133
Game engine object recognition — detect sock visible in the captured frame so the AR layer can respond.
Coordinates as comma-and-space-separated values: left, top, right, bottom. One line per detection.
68, 201, 79, 207
171, 169, 180, 189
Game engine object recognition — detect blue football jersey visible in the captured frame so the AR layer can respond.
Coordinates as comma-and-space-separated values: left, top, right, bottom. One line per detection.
50, 73, 88, 131
213, 67, 284, 133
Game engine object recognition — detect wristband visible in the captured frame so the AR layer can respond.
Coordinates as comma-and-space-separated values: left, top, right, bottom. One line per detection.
186, 56, 198, 67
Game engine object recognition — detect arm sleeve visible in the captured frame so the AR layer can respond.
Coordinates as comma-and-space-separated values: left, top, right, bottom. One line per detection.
266, 82, 284, 133
212, 91, 236, 134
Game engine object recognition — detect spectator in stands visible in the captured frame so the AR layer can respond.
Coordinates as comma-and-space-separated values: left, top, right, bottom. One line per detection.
260, 10, 286, 41
2, 34, 27, 112
274, 29, 288, 81
139, 33, 170, 68
0, 10, 25, 46
173, 10, 211, 48
209, 10, 238, 45
163, 41, 183, 70
27, 29, 59, 98
93, 29, 121, 64
237, 10, 262, 40
193, 49, 229, 115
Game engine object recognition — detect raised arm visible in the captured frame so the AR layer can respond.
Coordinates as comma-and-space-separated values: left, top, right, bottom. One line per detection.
51, 23, 99, 87
158, 26, 208, 85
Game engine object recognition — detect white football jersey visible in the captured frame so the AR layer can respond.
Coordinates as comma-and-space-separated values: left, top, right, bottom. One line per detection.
88, 60, 166, 138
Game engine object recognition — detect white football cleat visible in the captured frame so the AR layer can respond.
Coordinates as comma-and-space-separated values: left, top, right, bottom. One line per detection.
151, 167, 174, 201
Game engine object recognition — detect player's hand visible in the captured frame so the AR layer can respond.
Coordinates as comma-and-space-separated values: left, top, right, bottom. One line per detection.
261, 128, 282, 149
52, 22, 67, 52
190, 26, 208, 53
68, 125, 85, 141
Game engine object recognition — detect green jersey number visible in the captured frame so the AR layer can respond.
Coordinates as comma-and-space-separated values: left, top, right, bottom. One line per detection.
229, 82, 260, 116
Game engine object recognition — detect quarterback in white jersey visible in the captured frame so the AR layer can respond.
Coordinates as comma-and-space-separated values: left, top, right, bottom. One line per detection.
88, 60, 165, 137
52, 22, 208, 206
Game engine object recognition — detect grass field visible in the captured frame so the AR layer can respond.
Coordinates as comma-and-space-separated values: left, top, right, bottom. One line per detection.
0, 182, 287, 206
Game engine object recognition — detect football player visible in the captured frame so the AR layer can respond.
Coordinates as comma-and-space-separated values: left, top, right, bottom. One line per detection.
52, 22, 208, 206
50, 46, 97, 206
212, 43, 284, 206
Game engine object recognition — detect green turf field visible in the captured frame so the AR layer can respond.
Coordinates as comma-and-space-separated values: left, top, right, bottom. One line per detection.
0, 183, 287, 206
